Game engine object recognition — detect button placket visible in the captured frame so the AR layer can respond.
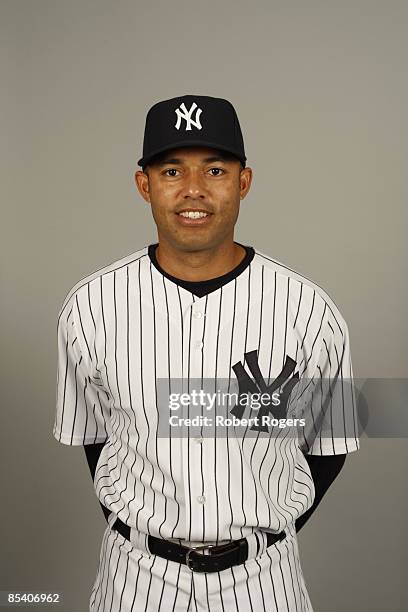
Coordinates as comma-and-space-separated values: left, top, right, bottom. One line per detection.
184, 298, 208, 540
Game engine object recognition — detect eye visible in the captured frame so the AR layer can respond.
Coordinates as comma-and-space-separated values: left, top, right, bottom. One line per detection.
208, 167, 225, 176
164, 168, 179, 177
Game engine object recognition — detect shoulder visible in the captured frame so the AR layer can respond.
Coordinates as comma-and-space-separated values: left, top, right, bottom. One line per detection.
252, 247, 349, 335
57, 245, 149, 321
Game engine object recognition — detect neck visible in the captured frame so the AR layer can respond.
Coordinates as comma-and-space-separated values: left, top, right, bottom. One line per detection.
154, 238, 246, 282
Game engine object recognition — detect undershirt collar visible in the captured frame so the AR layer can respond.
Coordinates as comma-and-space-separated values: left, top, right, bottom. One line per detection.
147, 242, 255, 297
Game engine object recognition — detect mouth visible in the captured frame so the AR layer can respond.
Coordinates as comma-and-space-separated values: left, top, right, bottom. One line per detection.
175, 209, 213, 226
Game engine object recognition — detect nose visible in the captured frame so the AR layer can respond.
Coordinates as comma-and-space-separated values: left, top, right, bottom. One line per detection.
181, 168, 208, 199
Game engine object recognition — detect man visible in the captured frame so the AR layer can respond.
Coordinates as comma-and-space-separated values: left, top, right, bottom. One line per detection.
53, 94, 360, 611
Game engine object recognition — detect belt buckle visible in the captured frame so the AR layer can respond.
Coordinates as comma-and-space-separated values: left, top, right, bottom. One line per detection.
185, 543, 216, 572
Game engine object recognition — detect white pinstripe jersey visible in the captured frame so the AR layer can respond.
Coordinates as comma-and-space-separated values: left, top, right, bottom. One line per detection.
53, 243, 359, 543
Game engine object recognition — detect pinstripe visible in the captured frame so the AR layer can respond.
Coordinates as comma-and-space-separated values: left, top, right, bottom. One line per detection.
213, 291, 221, 544
226, 280, 237, 541
186, 299, 193, 542
242, 264, 261, 532
237, 268, 251, 537
200, 294, 208, 543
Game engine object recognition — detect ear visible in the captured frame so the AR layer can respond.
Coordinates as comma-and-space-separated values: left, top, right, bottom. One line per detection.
239, 167, 253, 200
134, 169, 151, 203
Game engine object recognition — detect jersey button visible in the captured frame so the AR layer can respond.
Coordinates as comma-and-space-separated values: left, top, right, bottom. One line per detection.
194, 341, 204, 349
193, 311, 203, 319
197, 495, 206, 504
194, 437, 204, 444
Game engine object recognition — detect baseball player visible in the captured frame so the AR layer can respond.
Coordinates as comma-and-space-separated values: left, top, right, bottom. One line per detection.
53, 94, 360, 611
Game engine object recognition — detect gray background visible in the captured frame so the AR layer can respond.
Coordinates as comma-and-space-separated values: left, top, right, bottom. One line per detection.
2, 0, 407, 610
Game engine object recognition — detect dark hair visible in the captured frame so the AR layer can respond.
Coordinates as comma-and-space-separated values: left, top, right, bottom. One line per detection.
143, 148, 245, 173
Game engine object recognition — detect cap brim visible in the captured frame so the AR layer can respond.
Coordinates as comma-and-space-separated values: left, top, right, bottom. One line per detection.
137, 140, 246, 168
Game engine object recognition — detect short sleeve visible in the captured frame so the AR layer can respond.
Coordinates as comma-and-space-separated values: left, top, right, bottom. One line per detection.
298, 306, 360, 456
53, 293, 112, 446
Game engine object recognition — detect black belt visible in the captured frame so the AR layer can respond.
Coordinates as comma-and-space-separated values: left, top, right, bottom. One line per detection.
112, 517, 286, 573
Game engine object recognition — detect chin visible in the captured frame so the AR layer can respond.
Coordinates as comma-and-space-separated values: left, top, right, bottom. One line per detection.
170, 235, 215, 253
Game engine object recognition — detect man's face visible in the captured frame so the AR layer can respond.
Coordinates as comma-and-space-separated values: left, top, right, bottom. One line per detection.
135, 147, 252, 252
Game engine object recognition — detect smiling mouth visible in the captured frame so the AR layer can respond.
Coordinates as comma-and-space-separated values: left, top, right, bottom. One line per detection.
175, 209, 213, 225
177, 210, 212, 219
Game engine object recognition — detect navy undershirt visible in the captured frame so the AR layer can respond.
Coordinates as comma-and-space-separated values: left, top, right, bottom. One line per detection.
147, 241, 255, 296
84, 242, 346, 532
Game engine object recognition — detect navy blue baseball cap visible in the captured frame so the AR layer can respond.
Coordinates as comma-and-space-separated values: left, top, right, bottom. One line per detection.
137, 94, 247, 169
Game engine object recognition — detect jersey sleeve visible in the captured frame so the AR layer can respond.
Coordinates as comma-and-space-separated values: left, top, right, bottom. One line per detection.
52, 292, 112, 446
298, 305, 360, 456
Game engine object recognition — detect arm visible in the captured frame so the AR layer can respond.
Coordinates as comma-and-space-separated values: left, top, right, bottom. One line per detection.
295, 305, 359, 532
84, 441, 112, 523
295, 453, 347, 533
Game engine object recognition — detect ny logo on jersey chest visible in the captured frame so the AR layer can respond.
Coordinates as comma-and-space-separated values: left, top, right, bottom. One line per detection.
231, 350, 300, 432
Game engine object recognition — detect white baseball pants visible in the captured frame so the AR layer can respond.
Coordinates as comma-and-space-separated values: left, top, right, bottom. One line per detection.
89, 519, 313, 612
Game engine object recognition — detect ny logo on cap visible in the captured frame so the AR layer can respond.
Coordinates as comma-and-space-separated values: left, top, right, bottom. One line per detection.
174, 102, 203, 131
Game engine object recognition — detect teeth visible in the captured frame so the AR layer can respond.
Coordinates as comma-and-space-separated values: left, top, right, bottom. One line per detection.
179, 211, 208, 219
